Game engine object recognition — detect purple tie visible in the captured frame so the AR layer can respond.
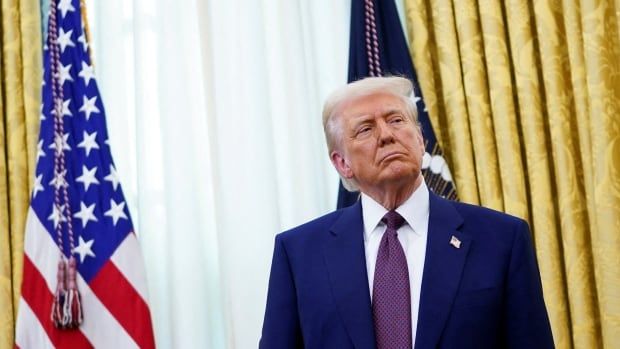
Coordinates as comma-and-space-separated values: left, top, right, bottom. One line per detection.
372, 210, 412, 349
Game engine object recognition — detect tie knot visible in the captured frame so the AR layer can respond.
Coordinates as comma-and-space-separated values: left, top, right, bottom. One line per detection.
381, 210, 405, 231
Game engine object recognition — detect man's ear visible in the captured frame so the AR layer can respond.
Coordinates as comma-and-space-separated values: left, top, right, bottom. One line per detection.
330, 151, 354, 179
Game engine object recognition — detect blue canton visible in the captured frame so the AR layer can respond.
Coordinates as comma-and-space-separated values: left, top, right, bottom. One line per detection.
33, 0, 134, 283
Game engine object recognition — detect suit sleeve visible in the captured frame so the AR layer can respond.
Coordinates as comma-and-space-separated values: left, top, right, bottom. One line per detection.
504, 219, 555, 348
259, 234, 303, 348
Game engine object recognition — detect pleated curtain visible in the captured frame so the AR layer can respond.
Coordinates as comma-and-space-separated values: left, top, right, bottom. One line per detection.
404, 0, 620, 347
0, 0, 42, 347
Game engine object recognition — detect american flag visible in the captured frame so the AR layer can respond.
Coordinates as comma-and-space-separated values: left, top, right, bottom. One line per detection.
15, 0, 156, 348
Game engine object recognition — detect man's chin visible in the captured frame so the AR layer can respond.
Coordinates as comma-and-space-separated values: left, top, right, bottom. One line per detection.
382, 161, 417, 175
379, 168, 419, 185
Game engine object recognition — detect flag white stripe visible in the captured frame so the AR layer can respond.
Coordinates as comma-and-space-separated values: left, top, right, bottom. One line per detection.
77, 273, 139, 349
110, 233, 150, 302
23, 207, 139, 349
15, 298, 55, 349
24, 208, 62, 292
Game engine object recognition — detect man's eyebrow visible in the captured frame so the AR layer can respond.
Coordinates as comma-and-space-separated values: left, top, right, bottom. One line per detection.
348, 107, 405, 129
349, 114, 373, 127
351, 107, 403, 121
382, 108, 402, 116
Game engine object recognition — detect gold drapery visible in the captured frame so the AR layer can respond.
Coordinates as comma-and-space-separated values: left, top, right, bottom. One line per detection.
404, 0, 620, 347
0, 0, 42, 346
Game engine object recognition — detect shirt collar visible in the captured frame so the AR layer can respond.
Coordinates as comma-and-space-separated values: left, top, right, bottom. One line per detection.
361, 179, 430, 241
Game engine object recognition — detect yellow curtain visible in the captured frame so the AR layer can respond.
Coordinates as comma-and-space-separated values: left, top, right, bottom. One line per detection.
0, 0, 42, 346
403, 0, 620, 347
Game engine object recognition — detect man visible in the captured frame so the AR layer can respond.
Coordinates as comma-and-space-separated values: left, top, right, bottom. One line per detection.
260, 77, 554, 348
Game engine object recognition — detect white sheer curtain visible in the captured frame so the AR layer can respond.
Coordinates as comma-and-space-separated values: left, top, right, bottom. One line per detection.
86, 0, 349, 347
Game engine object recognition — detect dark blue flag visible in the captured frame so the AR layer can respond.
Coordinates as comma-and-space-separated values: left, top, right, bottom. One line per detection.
337, 0, 458, 208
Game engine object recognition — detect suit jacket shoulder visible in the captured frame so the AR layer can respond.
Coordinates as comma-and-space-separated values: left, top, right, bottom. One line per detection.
417, 194, 553, 349
434, 197, 532, 260
278, 207, 347, 242
451, 198, 528, 236
262, 201, 375, 349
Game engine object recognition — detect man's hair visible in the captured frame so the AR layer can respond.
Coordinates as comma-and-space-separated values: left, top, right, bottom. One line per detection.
322, 76, 420, 191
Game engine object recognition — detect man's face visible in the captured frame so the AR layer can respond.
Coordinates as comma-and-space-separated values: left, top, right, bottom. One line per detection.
331, 92, 424, 192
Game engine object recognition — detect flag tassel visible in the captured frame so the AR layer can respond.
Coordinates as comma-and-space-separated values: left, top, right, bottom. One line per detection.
65, 257, 83, 328
51, 258, 83, 329
51, 259, 67, 328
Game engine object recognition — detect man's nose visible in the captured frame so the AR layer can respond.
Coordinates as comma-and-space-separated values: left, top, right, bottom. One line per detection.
377, 121, 395, 146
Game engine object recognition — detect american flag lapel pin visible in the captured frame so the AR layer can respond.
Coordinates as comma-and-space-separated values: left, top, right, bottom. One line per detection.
450, 235, 461, 249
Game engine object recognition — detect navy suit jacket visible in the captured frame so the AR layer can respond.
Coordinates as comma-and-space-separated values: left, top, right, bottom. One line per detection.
260, 193, 554, 348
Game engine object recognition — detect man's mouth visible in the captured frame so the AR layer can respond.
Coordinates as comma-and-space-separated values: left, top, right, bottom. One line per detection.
379, 152, 404, 163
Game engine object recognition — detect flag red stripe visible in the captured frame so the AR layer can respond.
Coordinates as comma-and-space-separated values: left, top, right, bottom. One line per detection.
21, 255, 94, 349
89, 260, 156, 349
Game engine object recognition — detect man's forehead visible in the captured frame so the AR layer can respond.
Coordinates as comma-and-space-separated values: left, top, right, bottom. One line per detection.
337, 92, 406, 118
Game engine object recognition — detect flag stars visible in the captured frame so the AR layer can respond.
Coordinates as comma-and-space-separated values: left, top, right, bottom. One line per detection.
49, 170, 68, 190
104, 165, 120, 191
39, 103, 47, 121
57, 0, 76, 18
36, 140, 46, 161
57, 63, 73, 85
73, 201, 98, 228
48, 204, 67, 228
79, 95, 100, 121
76, 165, 100, 191
104, 199, 128, 226
78, 31, 88, 52
72, 236, 95, 263
62, 99, 72, 116
57, 28, 75, 53
32, 174, 44, 198
77, 131, 99, 156
52, 99, 72, 117
79, 61, 95, 86
49, 132, 71, 153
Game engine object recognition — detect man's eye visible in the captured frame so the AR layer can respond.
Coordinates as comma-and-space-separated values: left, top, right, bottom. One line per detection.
390, 117, 404, 124
356, 127, 371, 136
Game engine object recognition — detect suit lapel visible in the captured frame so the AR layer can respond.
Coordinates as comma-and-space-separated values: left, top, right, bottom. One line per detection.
323, 201, 376, 349
415, 194, 470, 349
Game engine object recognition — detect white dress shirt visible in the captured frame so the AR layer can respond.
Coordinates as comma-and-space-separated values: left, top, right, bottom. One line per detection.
361, 179, 430, 347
